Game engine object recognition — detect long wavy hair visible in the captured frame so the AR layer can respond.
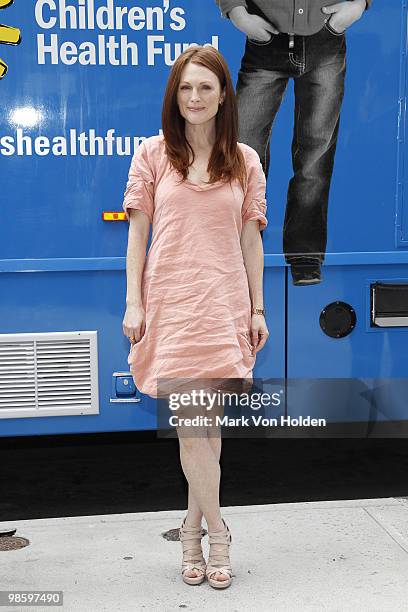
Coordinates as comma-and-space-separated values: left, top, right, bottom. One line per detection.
161, 45, 247, 194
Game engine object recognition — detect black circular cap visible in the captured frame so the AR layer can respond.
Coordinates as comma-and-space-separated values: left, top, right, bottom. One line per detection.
319, 301, 356, 338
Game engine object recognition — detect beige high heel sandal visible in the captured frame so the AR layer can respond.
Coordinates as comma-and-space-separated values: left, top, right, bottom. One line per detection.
206, 518, 233, 589
179, 517, 207, 585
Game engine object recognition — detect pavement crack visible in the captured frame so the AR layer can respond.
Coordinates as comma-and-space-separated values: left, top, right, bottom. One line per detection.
363, 506, 408, 554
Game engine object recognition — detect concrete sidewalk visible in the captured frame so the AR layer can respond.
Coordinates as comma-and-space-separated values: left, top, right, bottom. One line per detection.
1, 497, 407, 611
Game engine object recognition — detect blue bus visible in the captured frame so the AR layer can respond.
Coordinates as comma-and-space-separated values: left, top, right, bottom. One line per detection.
1, 0, 407, 437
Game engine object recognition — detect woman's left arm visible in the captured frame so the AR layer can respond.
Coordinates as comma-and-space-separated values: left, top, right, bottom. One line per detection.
241, 220, 269, 354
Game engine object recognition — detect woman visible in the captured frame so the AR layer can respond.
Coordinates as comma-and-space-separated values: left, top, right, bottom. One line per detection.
121, 45, 269, 589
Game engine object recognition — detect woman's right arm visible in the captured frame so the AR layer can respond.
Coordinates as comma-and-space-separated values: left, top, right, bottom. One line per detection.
123, 209, 150, 343
121, 138, 155, 342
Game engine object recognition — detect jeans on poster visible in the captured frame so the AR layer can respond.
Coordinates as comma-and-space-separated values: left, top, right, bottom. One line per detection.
236, 22, 347, 264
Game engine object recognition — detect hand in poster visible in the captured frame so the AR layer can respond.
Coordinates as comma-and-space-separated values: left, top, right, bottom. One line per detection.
229, 7, 279, 43
322, 0, 366, 34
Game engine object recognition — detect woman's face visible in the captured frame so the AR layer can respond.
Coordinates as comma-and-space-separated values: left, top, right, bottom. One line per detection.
177, 62, 225, 126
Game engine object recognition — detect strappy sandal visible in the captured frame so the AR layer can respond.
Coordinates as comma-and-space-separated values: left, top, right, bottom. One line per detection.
179, 517, 207, 585
206, 518, 233, 589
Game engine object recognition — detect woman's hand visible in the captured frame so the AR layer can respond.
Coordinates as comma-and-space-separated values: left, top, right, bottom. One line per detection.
322, 1, 366, 34
250, 314, 269, 355
122, 304, 146, 345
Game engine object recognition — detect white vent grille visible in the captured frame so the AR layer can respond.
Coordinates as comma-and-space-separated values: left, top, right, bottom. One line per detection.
0, 332, 99, 419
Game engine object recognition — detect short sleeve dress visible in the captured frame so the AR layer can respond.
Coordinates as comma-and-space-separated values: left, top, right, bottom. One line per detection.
122, 134, 268, 399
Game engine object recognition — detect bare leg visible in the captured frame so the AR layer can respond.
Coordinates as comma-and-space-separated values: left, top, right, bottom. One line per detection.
208, 434, 222, 462
178, 381, 230, 582
178, 432, 224, 532
184, 435, 222, 528
178, 425, 228, 582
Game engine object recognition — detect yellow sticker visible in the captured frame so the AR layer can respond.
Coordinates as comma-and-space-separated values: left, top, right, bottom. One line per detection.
0, 0, 21, 79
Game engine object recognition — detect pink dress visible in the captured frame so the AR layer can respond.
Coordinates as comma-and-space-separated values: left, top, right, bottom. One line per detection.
122, 134, 268, 399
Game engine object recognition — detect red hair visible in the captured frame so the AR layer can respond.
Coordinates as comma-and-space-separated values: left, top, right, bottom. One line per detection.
161, 45, 247, 193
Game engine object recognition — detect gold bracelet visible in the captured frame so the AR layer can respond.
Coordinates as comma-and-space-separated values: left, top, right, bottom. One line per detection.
252, 307, 265, 316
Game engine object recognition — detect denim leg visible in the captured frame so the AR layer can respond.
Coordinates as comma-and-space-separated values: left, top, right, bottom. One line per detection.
236, 67, 289, 179
283, 37, 346, 264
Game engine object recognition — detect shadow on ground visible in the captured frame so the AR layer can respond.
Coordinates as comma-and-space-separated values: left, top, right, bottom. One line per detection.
0, 433, 407, 521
